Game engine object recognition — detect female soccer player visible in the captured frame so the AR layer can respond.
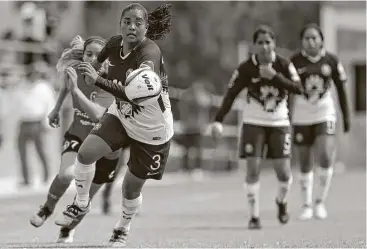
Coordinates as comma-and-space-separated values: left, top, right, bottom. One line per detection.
210, 25, 303, 229
55, 3, 173, 246
30, 35, 122, 243
290, 23, 350, 220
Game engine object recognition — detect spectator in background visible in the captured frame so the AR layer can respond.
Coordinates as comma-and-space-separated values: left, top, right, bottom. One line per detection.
17, 61, 55, 186
179, 80, 213, 180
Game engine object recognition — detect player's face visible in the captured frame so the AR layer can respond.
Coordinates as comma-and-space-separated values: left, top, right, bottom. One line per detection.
83, 42, 103, 63
254, 33, 275, 62
302, 28, 323, 56
120, 9, 147, 45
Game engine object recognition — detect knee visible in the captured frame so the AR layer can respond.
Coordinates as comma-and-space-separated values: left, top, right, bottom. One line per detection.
122, 184, 141, 200
318, 152, 333, 168
245, 158, 261, 183
274, 159, 292, 182
77, 146, 95, 165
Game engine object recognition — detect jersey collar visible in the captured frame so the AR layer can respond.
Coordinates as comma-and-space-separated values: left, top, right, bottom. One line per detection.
301, 49, 326, 63
119, 37, 146, 60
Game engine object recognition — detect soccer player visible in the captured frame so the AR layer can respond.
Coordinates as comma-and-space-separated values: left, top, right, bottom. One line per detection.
210, 25, 303, 229
55, 3, 173, 247
30, 35, 123, 243
290, 23, 350, 220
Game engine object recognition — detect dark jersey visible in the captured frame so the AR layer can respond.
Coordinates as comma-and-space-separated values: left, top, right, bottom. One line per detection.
215, 53, 302, 126
290, 50, 348, 124
67, 71, 114, 140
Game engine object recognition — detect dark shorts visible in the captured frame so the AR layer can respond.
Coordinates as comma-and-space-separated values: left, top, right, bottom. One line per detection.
62, 132, 119, 184
293, 121, 336, 146
239, 123, 291, 159
89, 113, 171, 180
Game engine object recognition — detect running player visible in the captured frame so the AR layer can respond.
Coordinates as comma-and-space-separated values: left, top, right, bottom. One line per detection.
210, 25, 303, 229
30, 35, 122, 243
290, 23, 350, 220
55, 3, 173, 247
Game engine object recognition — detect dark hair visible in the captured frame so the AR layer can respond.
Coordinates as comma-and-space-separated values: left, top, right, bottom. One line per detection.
84, 36, 107, 52
253, 25, 275, 43
300, 23, 324, 41
119, 3, 172, 40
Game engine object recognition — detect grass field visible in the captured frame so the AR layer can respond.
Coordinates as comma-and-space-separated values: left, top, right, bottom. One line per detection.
0, 169, 365, 248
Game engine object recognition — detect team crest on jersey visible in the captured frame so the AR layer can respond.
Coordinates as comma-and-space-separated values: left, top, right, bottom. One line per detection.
126, 68, 133, 79
93, 123, 102, 131
259, 86, 281, 112
118, 101, 132, 117
321, 64, 331, 76
304, 74, 325, 104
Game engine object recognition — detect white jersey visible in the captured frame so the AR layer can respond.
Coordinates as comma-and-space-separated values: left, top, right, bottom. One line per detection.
107, 89, 174, 145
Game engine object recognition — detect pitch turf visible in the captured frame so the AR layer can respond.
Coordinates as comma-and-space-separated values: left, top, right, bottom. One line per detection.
1, 169, 365, 248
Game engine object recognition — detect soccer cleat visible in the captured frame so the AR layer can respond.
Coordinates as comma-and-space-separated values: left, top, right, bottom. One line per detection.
248, 217, 262, 230
30, 205, 52, 227
109, 227, 129, 247
57, 227, 75, 243
276, 199, 290, 224
299, 205, 313, 220
55, 201, 91, 227
314, 201, 327, 220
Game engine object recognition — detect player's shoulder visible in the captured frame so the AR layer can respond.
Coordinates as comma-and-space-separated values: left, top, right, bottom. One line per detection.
290, 51, 303, 62
237, 57, 253, 72
137, 38, 161, 55
106, 35, 122, 48
275, 53, 292, 67
324, 51, 340, 64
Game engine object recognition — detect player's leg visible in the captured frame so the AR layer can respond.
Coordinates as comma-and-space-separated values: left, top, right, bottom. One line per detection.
102, 150, 125, 215
57, 152, 121, 243
267, 126, 293, 224
55, 113, 128, 227
109, 140, 170, 246
17, 122, 31, 186
313, 121, 337, 219
239, 124, 265, 229
30, 133, 82, 227
293, 125, 315, 220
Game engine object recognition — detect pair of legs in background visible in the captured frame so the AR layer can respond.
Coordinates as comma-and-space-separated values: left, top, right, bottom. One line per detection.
239, 123, 293, 229
30, 132, 122, 243
18, 120, 50, 186
293, 121, 336, 220
55, 113, 170, 246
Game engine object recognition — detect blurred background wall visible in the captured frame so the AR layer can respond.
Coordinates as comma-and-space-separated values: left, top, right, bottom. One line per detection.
0, 1, 364, 185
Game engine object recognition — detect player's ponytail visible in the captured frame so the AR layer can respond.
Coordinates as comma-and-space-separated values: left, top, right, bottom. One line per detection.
56, 35, 84, 73
147, 4, 172, 40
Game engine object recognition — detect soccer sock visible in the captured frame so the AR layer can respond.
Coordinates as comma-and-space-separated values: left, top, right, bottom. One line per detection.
316, 167, 333, 203
299, 172, 313, 207
74, 158, 96, 208
277, 176, 293, 203
44, 174, 71, 212
244, 182, 260, 218
115, 194, 143, 231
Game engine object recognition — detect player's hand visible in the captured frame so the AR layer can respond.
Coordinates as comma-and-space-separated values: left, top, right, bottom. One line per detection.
209, 122, 223, 141
65, 67, 78, 92
78, 62, 98, 85
48, 108, 60, 128
259, 65, 277, 80
343, 118, 350, 133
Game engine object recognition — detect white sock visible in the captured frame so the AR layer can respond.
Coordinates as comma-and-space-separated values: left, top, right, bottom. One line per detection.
244, 182, 260, 218
316, 167, 333, 203
115, 194, 143, 231
300, 172, 313, 207
277, 176, 293, 203
74, 158, 96, 208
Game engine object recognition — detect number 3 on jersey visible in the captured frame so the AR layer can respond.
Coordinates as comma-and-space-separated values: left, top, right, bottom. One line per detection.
150, 154, 161, 171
